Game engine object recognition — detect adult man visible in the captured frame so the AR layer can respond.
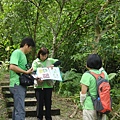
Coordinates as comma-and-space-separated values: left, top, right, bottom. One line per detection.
9, 37, 35, 120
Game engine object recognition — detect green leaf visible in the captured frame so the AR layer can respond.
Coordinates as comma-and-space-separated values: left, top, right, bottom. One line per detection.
108, 73, 117, 80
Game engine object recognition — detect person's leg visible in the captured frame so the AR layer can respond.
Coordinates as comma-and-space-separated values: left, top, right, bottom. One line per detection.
12, 107, 15, 120
83, 109, 97, 120
35, 88, 44, 120
9, 87, 15, 120
102, 114, 106, 120
44, 88, 53, 120
96, 112, 106, 120
9, 85, 26, 120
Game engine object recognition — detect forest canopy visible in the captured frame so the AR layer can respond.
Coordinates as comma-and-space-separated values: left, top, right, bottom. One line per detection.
0, 0, 120, 73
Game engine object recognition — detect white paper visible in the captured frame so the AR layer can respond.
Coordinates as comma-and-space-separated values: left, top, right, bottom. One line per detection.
36, 67, 62, 81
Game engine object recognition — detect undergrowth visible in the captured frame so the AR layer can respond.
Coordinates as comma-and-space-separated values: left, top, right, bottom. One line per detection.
0, 70, 9, 120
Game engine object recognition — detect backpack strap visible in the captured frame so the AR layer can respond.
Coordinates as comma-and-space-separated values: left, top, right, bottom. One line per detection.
89, 71, 105, 80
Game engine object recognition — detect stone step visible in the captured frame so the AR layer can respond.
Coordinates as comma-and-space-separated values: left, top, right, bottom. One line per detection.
0, 81, 9, 86
1, 80, 61, 119
8, 116, 61, 120
2, 91, 35, 98
1, 85, 34, 92
6, 98, 37, 107
7, 106, 60, 118
6, 98, 59, 108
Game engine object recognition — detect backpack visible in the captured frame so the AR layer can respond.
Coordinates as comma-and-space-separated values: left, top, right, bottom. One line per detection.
88, 71, 112, 114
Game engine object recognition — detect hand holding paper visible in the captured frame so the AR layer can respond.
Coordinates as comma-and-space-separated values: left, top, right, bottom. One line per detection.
36, 67, 62, 81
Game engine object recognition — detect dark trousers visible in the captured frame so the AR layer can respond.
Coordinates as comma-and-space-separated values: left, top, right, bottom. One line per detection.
35, 88, 53, 120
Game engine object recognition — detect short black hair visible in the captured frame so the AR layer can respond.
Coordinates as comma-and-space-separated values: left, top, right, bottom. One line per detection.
20, 37, 35, 47
87, 54, 102, 69
37, 47, 49, 58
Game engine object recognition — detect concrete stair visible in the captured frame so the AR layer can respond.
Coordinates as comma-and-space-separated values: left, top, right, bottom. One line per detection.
0, 81, 60, 119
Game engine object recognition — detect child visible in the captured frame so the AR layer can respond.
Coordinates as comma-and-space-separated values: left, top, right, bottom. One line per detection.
80, 54, 109, 120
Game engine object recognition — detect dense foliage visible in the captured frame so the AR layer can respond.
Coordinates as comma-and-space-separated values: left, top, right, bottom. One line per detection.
0, 0, 120, 119
0, 0, 120, 72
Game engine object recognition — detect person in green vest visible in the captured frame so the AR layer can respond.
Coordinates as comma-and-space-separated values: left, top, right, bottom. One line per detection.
9, 37, 35, 120
32, 47, 61, 120
80, 54, 109, 120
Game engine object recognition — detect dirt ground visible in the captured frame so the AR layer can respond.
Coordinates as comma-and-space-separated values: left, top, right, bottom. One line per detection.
52, 92, 83, 120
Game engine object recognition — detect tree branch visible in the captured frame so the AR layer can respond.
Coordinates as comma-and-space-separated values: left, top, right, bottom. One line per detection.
93, 0, 115, 53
